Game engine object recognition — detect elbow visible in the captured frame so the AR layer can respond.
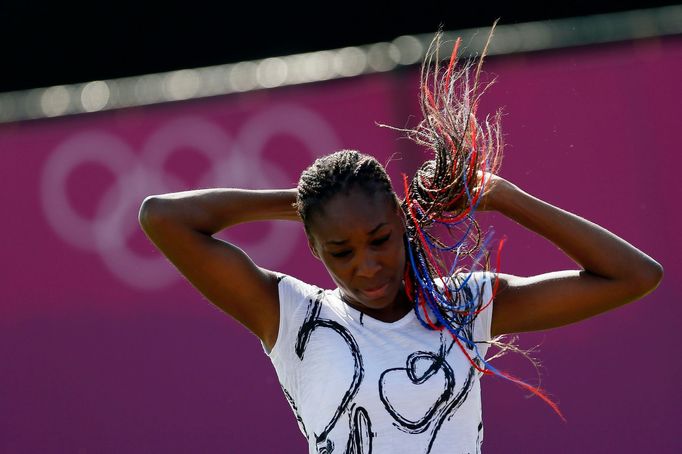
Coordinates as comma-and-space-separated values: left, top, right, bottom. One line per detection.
634, 259, 664, 297
138, 196, 167, 232
648, 260, 664, 290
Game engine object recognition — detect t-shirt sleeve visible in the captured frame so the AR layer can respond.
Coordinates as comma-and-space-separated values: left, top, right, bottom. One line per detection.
262, 273, 320, 363
467, 271, 496, 345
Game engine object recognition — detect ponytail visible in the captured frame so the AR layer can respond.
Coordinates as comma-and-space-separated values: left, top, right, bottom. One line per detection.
381, 20, 564, 419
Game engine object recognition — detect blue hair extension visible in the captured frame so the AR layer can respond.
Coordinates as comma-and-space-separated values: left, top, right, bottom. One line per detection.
389, 21, 564, 418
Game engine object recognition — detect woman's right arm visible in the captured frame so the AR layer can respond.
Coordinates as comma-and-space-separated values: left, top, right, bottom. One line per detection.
138, 188, 299, 350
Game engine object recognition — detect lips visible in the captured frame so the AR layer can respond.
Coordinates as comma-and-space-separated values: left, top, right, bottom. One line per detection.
360, 282, 389, 299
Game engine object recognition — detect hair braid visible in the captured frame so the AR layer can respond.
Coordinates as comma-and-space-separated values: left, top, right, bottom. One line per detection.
296, 149, 396, 229
381, 20, 563, 418
294, 22, 562, 418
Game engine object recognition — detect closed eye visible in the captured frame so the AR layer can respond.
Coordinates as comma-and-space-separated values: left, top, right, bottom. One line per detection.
371, 234, 390, 246
331, 250, 352, 258
329, 233, 390, 258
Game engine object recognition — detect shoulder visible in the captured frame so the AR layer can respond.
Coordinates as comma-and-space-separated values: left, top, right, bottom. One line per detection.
458, 271, 496, 342
437, 270, 497, 296
466, 270, 497, 292
275, 273, 331, 320
276, 273, 325, 301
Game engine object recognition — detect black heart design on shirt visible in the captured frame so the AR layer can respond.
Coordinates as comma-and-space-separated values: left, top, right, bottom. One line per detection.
379, 337, 479, 454
378, 347, 455, 434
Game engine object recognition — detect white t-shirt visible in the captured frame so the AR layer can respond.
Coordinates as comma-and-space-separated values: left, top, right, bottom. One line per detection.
264, 271, 495, 454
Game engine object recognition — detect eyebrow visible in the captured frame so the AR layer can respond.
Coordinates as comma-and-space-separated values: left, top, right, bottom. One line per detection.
325, 222, 388, 245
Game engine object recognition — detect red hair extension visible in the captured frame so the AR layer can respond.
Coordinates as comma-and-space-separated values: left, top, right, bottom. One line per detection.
449, 332, 565, 421
444, 37, 463, 91
403, 173, 455, 302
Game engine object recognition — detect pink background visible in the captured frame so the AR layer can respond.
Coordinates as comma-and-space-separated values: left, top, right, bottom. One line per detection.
1, 36, 680, 453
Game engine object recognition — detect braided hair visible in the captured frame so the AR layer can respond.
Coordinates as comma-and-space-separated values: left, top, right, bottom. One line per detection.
296, 150, 398, 230
296, 21, 562, 418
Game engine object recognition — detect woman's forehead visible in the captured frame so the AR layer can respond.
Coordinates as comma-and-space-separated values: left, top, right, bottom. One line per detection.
308, 188, 399, 238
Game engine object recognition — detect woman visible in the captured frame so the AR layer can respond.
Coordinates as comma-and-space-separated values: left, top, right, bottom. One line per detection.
138, 24, 662, 453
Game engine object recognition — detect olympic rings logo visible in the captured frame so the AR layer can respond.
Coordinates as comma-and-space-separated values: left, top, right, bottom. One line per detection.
40, 104, 342, 290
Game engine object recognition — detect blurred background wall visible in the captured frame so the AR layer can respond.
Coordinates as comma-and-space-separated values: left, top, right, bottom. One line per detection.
1, 3, 680, 453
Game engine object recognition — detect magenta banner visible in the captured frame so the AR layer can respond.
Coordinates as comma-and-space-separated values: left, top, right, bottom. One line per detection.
1, 37, 679, 453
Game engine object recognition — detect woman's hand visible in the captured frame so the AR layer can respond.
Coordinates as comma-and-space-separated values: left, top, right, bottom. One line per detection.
484, 174, 663, 335
473, 170, 508, 212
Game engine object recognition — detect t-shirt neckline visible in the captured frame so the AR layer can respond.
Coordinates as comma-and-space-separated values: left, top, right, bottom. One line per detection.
330, 288, 416, 329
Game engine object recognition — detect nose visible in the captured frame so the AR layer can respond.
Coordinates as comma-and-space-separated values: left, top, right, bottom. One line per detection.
355, 250, 381, 278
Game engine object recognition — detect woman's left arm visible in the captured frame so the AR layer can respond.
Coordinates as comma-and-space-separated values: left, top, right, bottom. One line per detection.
479, 173, 664, 337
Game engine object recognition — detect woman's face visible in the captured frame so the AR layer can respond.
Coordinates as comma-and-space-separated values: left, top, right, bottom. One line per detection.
306, 186, 409, 321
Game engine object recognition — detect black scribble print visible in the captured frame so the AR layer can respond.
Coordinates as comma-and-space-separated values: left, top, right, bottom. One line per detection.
281, 385, 308, 440
296, 291, 365, 453
344, 404, 373, 454
359, 313, 364, 326
379, 333, 480, 454
379, 334, 455, 434
276, 275, 285, 283
423, 364, 477, 453
475, 421, 483, 454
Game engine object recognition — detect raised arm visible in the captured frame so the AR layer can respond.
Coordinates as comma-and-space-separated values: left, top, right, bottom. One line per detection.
477, 174, 664, 337
138, 188, 299, 349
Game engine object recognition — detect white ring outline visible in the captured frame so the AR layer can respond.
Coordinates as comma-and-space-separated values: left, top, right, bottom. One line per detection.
40, 105, 342, 290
